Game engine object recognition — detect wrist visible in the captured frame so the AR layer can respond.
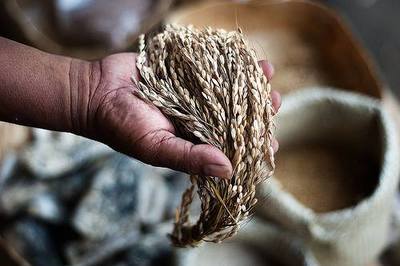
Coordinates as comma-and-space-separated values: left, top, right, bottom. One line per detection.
68, 58, 101, 137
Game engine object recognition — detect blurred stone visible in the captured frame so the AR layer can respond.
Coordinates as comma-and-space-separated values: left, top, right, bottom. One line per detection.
21, 129, 112, 179
0, 152, 18, 187
65, 230, 140, 266
0, 129, 195, 265
27, 193, 66, 224
0, 160, 94, 222
67, 223, 182, 266
49, 169, 97, 204
0, 175, 47, 216
72, 154, 168, 240
3, 218, 63, 266
136, 169, 169, 225
124, 234, 175, 266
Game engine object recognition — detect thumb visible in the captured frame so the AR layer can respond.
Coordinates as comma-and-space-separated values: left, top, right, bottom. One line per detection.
137, 130, 232, 179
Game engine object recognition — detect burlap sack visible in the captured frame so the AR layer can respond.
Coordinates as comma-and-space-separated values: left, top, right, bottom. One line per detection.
258, 88, 400, 266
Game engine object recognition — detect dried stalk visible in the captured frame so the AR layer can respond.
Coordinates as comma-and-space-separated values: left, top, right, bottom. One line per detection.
134, 24, 275, 247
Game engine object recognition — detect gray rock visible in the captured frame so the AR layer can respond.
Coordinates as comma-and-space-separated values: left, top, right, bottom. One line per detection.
66, 223, 183, 266
0, 176, 47, 216
65, 231, 141, 266
27, 193, 66, 224
125, 237, 174, 266
0, 161, 94, 220
49, 162, 103, 203
3, 218, 63, 266
72, 154, 168, 240
21, 129, 112, 179
0, 128, 192, 266
136, 168, 169, 225
123, 223, 186, 266
0, 152, 19, 188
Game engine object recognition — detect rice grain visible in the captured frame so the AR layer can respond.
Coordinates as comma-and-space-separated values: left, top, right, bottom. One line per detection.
134, 24, 275, 247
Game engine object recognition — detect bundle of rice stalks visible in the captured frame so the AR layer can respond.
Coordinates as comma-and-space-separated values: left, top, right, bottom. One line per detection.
134, 24, 275, 247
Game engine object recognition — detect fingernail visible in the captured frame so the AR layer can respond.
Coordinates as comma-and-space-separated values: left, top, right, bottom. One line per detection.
267, 62, 274, 80
259, 60, 274, 81
203, 164, 232, 179
272, 138, 279, 153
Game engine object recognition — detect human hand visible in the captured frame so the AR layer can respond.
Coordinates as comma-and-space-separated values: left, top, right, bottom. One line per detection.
79, 53, 281, 179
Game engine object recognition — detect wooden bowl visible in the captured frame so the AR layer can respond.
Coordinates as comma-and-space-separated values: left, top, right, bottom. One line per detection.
167, 0, 383, 98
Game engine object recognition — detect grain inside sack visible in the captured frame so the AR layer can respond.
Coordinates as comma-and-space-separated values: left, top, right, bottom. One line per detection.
134, 24, 275, 247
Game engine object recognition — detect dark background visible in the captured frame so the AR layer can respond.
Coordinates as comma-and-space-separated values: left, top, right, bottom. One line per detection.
326, 0, 400, 97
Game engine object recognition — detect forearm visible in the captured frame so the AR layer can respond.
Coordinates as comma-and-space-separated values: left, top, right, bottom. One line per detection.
0, 37, 92, 133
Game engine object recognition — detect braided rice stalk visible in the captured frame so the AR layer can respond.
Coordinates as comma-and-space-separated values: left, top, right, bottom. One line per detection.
134, 24, 275, 247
